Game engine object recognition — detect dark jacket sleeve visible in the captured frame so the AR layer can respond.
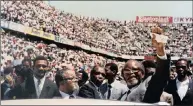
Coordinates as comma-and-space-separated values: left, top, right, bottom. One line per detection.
143, 55, 171, 103
78, 84, 95, 99
8, 84, 24, 99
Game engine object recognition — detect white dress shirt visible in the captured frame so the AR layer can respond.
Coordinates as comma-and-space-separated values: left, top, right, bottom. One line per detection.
176, 78, 189, 100
33, 76, 46, 98
59, 91, 76, 99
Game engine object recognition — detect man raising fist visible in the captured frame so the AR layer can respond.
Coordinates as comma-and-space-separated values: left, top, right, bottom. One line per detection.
119, 26, 171, 104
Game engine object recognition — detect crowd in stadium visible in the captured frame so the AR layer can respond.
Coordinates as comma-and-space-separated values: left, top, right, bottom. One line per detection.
1, 1, 192, 56
1, 0, 193, 106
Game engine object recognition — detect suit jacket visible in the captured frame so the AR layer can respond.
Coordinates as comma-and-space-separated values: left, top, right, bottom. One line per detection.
1, 82, 11, 100
9, 76, 59, 99
120, 55, 171, 103
119, 75, 152, 102
100, 80, 128, 100
164, 79, 193, 105
78, 81, 103, 99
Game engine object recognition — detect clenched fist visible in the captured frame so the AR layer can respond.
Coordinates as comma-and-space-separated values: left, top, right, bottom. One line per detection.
151, 27, 166, 56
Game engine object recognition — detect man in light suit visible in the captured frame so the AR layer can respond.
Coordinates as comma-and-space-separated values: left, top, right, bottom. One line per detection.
100, 63, 128, 100
119, 29, 171, 104
54, 65, 81, 99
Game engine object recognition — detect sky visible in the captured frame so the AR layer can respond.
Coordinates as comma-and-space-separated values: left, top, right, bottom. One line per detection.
47, 1, 192, 21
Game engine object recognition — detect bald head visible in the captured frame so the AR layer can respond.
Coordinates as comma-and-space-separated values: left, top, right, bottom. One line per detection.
124, 60, 145, 73
122, 60, 145, 88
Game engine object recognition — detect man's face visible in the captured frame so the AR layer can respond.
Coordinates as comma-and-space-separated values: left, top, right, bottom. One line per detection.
122, 61, 143, 87
23, 61, 31, 68
61, 70, 79, 94
176, 60, 188, 79
34, 60, 48, 79
91, 67, 106, 86
105, 66, 116, 82
170, 71, 177, 80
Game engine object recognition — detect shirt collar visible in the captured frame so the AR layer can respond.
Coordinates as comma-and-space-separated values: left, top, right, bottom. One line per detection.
107, 80, 117, 88
59, 90, 76, 99
176, 78, 189, 86
33, 75, 46, 83
59, 90, 70, 98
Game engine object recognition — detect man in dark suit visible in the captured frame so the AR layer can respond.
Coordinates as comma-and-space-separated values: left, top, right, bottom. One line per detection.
54, 65, 80, 99
9, 56, 58, 99
164, 59, 193, 105
100, 63, 128, 100
119, 29, 171, 103
78, 65, 106, 99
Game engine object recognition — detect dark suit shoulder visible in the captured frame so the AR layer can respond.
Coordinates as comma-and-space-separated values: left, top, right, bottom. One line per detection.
78, 83, 95, 98
46, 79, 57, 88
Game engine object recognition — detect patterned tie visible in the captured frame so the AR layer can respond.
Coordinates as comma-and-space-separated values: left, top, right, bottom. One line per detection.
107, 85, 112, 99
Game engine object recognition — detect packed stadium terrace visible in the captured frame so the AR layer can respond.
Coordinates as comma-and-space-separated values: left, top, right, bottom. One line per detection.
1, 1, 192, 57
1, 30, 125, 75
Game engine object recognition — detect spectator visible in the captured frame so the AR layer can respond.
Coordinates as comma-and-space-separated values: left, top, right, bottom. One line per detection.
54, 66, 80, 99
77, 70, 89, 87
142, 60, 156, 81
100, 63, 128, 100
164, 59, 193, 105
9, 56, 58, 99
78, 65, 106, 99
169, 67, 177, 80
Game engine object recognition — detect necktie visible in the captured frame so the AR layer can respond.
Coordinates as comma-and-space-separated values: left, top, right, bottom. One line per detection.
107, 85, 112, 99
98, 88, 103, 99
69, 95, 75, 99
37, 79, 41, 98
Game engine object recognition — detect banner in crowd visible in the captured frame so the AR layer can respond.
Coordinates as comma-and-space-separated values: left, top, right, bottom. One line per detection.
136, 16, 173, 23
1, 20, 9, 28
122, 55, 144, 60
55, 36, 74, 46
80, 44, 91, 51
74, 42, 82, 47
26, 27, 54, 40
173, 17, 193, 23
9, 22, 26, 33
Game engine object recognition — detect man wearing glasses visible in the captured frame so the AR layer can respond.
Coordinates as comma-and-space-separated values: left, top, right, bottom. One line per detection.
119, 27, 171, 104
54, 66, 80, 99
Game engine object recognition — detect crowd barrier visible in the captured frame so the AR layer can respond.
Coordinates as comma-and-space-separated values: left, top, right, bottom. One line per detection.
1, 20, 191, 60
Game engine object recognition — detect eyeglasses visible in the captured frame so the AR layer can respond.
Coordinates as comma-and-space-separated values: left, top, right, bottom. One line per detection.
62, 77, 78, 82
122, 68, 140, 74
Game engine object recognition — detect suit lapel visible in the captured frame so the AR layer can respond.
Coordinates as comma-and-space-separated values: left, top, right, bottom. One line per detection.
39, 79, 50, 98
88, 81, 102, 99
100, 83, 108, 99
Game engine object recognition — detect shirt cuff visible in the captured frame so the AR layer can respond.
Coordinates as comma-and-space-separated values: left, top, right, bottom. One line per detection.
157, 54, 167, 60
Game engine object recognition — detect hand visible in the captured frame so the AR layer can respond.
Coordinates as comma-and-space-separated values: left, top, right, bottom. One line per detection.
151, 27, 166, 56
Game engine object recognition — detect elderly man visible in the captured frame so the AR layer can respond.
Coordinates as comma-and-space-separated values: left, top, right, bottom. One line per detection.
119, 28, 171, 104
54, 65, 80, 99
